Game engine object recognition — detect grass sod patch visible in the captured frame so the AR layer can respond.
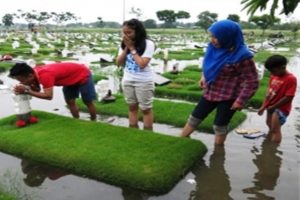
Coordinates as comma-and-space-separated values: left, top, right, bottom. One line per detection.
0, 111, 207, 194
80, 95, 247, 133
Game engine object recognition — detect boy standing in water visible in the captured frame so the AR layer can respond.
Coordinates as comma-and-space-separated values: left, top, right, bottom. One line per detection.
258, 55, 297, 143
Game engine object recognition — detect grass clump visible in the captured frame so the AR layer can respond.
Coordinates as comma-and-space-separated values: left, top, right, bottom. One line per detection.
0, 111, 207, 194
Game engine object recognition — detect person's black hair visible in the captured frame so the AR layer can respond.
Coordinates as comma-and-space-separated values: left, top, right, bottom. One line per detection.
9, 62, 34, 78
264, 55, 287, 71
121, 18, 147, 55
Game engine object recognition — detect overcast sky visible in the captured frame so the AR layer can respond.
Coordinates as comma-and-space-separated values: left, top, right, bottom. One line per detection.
2, 0, 300, 23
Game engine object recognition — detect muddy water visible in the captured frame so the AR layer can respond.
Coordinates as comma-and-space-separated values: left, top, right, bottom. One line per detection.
0, 56, 299, 200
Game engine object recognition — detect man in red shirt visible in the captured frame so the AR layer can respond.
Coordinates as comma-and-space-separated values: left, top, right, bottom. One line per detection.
258, 55, 297, 143
9, 62, 97, 121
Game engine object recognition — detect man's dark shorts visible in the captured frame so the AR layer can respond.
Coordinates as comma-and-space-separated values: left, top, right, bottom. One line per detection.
63, 74, 96, 103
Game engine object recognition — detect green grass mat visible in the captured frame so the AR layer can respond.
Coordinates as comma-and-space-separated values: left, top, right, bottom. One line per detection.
0, 111, 207, 194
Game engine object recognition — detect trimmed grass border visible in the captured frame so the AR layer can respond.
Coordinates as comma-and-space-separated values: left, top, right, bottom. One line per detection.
0, 111, 207, 194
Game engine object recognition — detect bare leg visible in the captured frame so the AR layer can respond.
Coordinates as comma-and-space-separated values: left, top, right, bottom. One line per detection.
214, 134, 227, 146
180, 123, 195, 137
265, 112, 273, 140
84, 101, 97, 121
66, 99, 79, 119
269, 112, 282, 143
142, 108, 153, 131
128, 103, 139, 128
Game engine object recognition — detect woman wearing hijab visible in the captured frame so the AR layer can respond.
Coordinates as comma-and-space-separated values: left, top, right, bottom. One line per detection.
180, 19, 259, 145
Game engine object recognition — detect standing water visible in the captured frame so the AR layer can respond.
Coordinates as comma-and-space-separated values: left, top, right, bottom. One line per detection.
0, 56, 299, 200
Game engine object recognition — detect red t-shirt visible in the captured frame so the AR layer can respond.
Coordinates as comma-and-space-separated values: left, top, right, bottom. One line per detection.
34, 62, 90, 89
264, 72, 297, 115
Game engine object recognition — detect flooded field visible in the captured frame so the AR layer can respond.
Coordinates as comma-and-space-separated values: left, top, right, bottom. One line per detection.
0, 54, 299, 199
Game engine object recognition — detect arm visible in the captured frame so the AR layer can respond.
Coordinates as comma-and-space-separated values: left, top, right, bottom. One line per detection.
131, 53, 151, 69
266, 96, 294, 113
232, 59, 259, 110
27, 88, 53, 100
14, 84, 53, 100
116, 46, 128, 66
199, 73, 207, 89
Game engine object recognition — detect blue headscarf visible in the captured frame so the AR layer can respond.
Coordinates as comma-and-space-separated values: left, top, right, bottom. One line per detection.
203, 19, 253, 84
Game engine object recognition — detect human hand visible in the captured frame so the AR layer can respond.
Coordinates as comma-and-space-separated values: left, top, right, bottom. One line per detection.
122, 34, 135, 50
199, 76, 206, 89
266, 106, 275, 113
257, 107, 265, 115
14, 84, 27, 94
231, 101, 243, 110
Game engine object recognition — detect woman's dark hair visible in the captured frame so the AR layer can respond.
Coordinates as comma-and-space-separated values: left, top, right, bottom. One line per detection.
264, 54, 287, 71
121, 18, 147, 55
9, 62, 34, 78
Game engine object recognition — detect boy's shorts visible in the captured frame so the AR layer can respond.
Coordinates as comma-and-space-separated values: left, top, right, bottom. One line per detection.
275, 109, 288, 125
63, 74, 96, 103
122, 81, 154, 110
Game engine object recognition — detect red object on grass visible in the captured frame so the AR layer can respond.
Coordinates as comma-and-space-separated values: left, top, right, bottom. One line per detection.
29, 116, 39, 124
16, 120, 26, 127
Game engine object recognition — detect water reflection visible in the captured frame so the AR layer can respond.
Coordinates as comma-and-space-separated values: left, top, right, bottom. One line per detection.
21, 159, 69, 187
243, 140, 281, 199
189, 145, 232, 200
122, 187, 149, 200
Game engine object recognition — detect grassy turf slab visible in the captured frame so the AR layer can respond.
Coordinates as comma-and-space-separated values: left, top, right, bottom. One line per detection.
0, 111, 207, 194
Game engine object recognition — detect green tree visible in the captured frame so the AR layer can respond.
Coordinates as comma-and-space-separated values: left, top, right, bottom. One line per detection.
176, 11, 190, 22
36, 11, 52, 26
19, 10, 38, 24
249, 14, 280, 36
156, 9, 191, 28
156, 10, 176, 27
96, 17, 104, 28
242, 0, 299, 17
51, 12, 77, 26
227, 14, 240, 22
290, 21, 300, 39
196, 11, 218, 32
2, 13, 14, 28
143, 19, 157, 28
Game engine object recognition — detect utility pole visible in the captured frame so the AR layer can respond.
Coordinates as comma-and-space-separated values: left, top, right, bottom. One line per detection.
123, 0, 126, 22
